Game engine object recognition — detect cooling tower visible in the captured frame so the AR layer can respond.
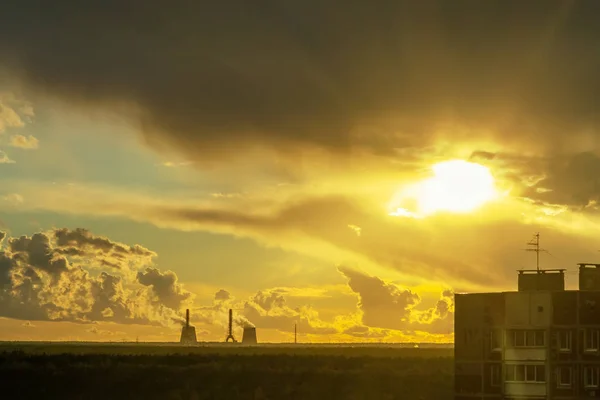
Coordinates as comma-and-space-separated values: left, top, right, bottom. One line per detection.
242, 326, 257, 344
179, 308, 197, 345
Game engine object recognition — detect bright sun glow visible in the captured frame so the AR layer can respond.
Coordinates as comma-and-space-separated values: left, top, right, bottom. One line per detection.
390, 160, 499, 217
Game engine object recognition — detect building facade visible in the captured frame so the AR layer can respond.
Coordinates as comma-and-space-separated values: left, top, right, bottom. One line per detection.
455, 264, 600, 399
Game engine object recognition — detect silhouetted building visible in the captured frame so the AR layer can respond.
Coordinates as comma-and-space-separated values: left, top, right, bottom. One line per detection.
179, 309, 197, 345
242, 326, 257, 344
455, 265, 600, 399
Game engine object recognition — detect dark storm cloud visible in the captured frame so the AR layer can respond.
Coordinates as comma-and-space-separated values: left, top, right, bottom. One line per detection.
523, 152, 600, 208
339, 266, 420, 328
214, 289, 231, 302
0, 229, 192, 325
137, 267, 192, 310
54, 228, 156, 258
338, 267, 453, 334
1, 1, 599, 158
251, 289, 287, 312
469, 150, 600, 209
53, 228, 157, 271
9, 233, 69, 276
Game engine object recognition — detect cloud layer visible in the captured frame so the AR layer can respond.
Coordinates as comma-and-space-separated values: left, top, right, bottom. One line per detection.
1, 2, 599, 223
1, 1, 599, 164
0, 228, 193, 326
192, 279, 453, 342
0, 227, 471, 341
339, 267, 453, 335
0, 91, 37, 161
2, 2, 600, 342
8, 177, 600, 294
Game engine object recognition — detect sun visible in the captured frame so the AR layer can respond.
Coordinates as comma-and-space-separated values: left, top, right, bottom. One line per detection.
390, 160, 499, 217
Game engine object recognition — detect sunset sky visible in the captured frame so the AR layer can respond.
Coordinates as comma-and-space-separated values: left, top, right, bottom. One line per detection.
1, 0, 600, 343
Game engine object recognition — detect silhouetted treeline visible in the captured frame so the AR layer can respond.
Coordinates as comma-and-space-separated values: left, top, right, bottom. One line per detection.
0, 348, 453, 399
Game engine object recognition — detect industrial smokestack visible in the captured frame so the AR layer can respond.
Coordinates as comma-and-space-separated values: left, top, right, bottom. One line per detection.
179, 309, 197, 345
225, 308, 237, 343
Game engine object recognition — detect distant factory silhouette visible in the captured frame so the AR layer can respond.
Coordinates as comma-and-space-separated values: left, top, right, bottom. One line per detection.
179, 309, 197, 345
180, 308, 261, 345
225, 309, 237, 343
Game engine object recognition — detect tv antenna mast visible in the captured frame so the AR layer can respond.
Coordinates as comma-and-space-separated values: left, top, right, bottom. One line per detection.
525, 232, 549, 271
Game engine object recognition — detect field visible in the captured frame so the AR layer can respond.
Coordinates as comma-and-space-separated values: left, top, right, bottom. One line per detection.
0, 342, 454, 399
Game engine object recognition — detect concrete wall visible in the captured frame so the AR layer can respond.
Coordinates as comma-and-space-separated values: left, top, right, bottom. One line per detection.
504, 382, 547, 397
455, 362, 483, 395
505, 348, 547, 361
553, 291, 578, 325
505, 292, 530, 326
455, 293, 485, 327
580, 266, 600, 290
579, 291, 600, 325
505, 291, 552, 327
518, 271, 564, 291
530, 292, 552, 326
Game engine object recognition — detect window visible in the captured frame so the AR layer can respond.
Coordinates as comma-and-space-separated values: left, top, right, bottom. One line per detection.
505, 364, 521, 381
585, 330, 599, 352
490, 329, 502, 351
516, 365, 525, 381
558, 331, 572, 352
526, 331, 545, 346
532, 365, 545, 383
514, 331, 526, 346
557, 367, 572, 388
526, 365, 537, 381
585, 367, 599, 388
505, 364, 545, 383
508, 330, 545, 347
491, 364, 501, 387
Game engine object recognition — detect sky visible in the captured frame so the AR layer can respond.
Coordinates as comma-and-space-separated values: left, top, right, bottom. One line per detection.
1, 0, 600, 343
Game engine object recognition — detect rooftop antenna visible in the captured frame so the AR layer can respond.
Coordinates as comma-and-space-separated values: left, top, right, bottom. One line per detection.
525, 232, 548, 271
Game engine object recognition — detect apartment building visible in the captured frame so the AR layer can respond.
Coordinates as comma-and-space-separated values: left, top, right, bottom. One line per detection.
455, 264, 600, 399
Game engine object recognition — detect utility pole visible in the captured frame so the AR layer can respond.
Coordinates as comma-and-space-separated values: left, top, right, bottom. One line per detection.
525, 232, 548, 271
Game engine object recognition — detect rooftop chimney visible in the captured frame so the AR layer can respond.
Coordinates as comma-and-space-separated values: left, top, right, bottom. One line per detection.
517, 269, 565, 291
579, 263, 600, 290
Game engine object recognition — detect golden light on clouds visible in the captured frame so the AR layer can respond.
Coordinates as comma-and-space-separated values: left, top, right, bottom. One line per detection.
390, 160, 499, 218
